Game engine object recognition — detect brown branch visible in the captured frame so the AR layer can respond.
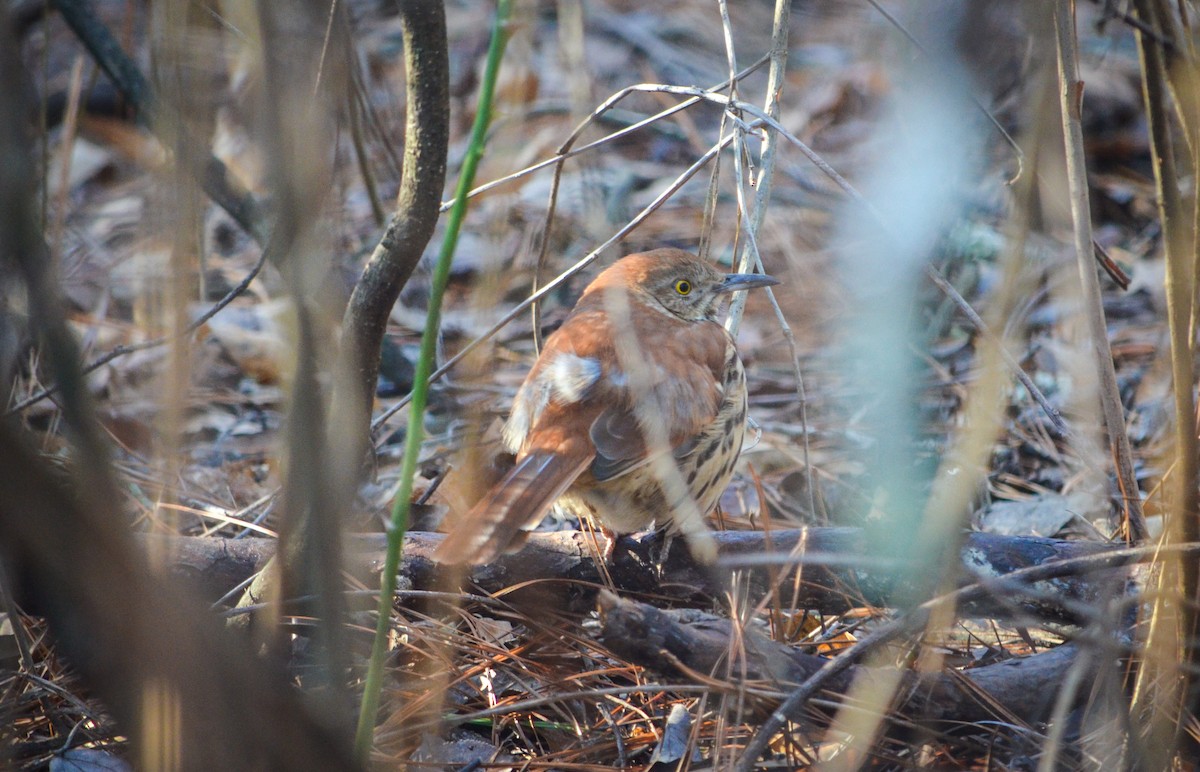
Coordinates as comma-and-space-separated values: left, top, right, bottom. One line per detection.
598, 592, 1095, 732
162, 528, 1131, 625
336, 0, 449, 436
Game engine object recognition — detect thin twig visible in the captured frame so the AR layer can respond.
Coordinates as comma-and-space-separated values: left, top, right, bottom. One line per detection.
1088, 0, 1179, 51
52, 0, 268, 243
7, 241, 277, 415
526, 57, 770, 353
345, 17, 387, 228
709, 0, 739, 265
1054, 2, 1147, 542
430, 66, 761, 216
371, 124, 752, 436
727, 0, 789, 331
730, 0, 819, 521
48, 57, 85, 266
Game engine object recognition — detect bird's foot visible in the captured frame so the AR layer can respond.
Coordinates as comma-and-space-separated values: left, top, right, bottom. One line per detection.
646, 529, 675, 579
588, 523, 619, 565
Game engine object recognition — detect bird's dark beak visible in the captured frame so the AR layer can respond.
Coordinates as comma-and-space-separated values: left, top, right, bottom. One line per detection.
718, 272, 779, 293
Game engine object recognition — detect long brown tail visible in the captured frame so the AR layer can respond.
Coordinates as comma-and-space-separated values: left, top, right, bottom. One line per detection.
435, 449, 592, 565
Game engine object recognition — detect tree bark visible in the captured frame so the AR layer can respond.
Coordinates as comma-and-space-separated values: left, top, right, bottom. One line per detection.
164, 527, 1131, 624
597, 592, 1091, 730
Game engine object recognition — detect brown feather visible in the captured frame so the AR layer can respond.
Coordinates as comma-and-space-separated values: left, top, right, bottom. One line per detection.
434, 442, 593, 564
438, 248, 775, 565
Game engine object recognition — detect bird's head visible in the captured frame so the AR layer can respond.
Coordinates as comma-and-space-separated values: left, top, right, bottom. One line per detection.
591, 248, 778, 322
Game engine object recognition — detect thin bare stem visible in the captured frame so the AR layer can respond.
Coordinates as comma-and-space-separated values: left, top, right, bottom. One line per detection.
726, 0, 789, 331
1130, 0, 1200, 746
372, 125, 749, 435
377, 82, 1063, 442
1054, 1, 1147, 542
526, 57, 769, 352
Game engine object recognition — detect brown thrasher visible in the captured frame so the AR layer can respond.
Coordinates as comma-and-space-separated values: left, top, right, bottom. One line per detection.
436, 248, 777, 565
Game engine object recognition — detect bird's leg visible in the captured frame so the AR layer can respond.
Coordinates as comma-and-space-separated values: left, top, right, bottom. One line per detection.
597, 523, 619, 564
581, 510, 620, 582
646, 527, 674, 579
587, 522, 621, 590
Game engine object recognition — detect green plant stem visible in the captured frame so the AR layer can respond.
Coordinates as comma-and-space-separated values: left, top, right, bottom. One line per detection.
353, 0, 512, 760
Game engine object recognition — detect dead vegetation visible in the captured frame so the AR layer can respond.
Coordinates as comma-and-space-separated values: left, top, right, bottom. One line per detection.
3, 0, 1199, 769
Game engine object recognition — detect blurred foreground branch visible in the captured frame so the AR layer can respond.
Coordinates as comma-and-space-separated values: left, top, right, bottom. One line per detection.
0, 14, 354, 761
0, 421, 357, 770
51, 0, 268, 243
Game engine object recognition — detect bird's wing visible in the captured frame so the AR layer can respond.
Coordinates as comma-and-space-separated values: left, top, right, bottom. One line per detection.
438, 298, 731, 562
589, 318, 728, 482
501, 308, 609, 453
588, 409, 704, 481
439, 310, 612, 565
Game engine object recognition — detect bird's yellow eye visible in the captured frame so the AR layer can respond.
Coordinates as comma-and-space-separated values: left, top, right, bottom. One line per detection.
675, 279, 692, 295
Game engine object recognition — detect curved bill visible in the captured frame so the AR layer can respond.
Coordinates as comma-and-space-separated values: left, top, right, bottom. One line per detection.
718, 272, 780, 293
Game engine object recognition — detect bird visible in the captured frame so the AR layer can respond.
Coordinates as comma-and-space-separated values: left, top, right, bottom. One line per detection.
436, 247, 778, 565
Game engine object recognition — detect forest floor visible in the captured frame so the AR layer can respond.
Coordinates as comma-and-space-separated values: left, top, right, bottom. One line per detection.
4, 1, 1180, 769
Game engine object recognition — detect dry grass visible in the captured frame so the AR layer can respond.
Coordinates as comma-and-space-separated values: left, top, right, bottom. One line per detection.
4, 0, 1196, 769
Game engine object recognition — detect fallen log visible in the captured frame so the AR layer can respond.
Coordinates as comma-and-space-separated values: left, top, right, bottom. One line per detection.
155, 527, 1131, 623
596, 591, 1094, 733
